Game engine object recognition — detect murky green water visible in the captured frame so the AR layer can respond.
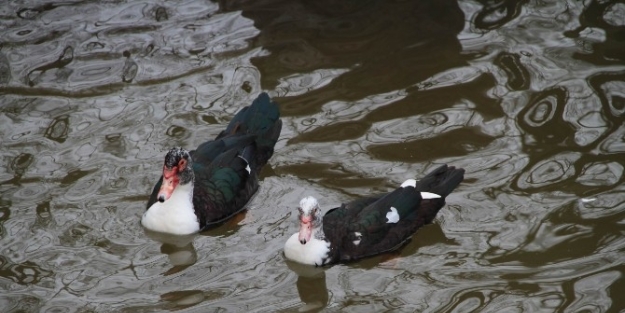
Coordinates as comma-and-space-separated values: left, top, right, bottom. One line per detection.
1, 0, 624, 312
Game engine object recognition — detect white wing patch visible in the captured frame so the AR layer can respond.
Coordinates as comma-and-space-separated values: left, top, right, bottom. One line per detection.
238, 156, 252, 174
352, 232, 362, 246
386, 207, 400, 223
420, 192, 441, 199
400, 179, 417, 188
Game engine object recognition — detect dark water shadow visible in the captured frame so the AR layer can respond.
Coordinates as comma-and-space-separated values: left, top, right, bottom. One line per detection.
565, 0, 625, 64
367, 126, 495, 163
285, 260, 329, 312
484, 197, 625, 266
142, 210, 247, 275
288, 73, 501, 145
220, 0, 467, 117
275, 162, 388, 197
472, 0, 529, 31
119, 288, 230, 312
142, 230, 198, 276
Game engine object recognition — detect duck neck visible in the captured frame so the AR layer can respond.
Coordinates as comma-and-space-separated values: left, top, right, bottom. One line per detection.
311, 218, 325, 241
178, 180, 194, 202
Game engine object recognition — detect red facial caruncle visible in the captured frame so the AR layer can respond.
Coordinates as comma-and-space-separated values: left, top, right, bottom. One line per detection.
157, 158, 187, 203
298, 213, 313, 244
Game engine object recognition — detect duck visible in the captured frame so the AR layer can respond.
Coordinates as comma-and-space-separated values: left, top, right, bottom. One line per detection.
141, 92, 282, 235
284, 164, 464, 266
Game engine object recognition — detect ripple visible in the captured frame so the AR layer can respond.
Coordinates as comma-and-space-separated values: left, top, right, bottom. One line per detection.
494, 52, 530, 91
577, 190, 625, 220
13, 184, 49, 201
101, 134, 128, 159
524, 98, 555, 127
73, 142, 98, 160
0, 52, 11, 84
44, 115, 69, 143
289, 120, 370, 143
589, 72, 625, 118
604, 3, 625, 27
0, 205, 10, 224
10, 153, 34, 177
0, 294, 44, 312
575, 161, 623, 186
58, 223, 99, 248
516, 152, 581, 190
577, 111, 608, 129
128, 123, 155, 143
64, 171, 103, 202
597, 124, 625, 154
0, 255, 53, 285
165, 125, 187, 139
275, 68, 350, 97
154, 6, 169, 22
122, 55, 138, 83
77, 64, 115, 80
368, 127, 495, 163
0, 0, 624, 311
367, 109, 469, 145
473, 0, 528, 30
27, 46, 74, 87
565, 271, 619, 312
518, 87, 573, 147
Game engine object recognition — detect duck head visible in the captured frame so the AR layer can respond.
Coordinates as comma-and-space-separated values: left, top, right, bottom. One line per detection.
297, 196, 323, 244
157, 147, 194, 203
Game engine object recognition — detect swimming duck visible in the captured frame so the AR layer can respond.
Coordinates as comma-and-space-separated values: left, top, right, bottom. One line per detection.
142, 93, 282, 235
284, 165, 464, 266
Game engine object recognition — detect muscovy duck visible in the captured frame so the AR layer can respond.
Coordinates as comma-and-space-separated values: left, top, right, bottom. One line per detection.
284, 165, 464, 266
141, 93, 282, 235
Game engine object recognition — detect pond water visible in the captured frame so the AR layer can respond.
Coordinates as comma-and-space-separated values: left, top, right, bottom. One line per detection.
1, 0, 624, 312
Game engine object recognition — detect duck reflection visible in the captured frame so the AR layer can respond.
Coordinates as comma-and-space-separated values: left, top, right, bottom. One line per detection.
285, 260, 329, 312
143, 229, 197, 275
218, 0, 466, 116
282, 222, 458, 311
159, 290, 207, 311
142, 211, 247, 275
126, 288, 228, 311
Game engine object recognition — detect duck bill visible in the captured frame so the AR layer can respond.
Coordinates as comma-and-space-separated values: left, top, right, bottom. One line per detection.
157, 167, 179, 202
298, 216, 313, 244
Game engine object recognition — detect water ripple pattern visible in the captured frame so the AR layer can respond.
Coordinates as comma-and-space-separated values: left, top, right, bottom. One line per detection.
0, 0, 624, 312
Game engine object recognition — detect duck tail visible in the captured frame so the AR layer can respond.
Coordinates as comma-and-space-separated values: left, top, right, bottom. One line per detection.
415, 164, 464, 198
220, 92, 282, 168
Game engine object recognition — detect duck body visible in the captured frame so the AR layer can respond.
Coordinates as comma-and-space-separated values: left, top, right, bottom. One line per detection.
284, 165, 465, 266
142, 93, 282, 235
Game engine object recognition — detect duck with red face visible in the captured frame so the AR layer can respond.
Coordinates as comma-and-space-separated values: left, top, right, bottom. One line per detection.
141, 93, 282, 235
284, 165, 464, 266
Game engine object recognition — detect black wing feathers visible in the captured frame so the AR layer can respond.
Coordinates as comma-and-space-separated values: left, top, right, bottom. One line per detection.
325, 164, 464, 262
216, 93, 282, 171
192, 134, 256, 165
193, 148, 258, 229
146, 177, 163, 209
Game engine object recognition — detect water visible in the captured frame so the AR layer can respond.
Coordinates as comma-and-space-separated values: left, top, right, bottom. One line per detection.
1, 0, 624, 312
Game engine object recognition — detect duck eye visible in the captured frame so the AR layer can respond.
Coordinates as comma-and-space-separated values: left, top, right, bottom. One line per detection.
178, 159, 187, 168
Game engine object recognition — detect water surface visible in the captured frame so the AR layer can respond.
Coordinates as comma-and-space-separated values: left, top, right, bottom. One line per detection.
1, 0, 624, 312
